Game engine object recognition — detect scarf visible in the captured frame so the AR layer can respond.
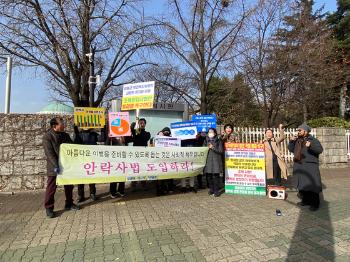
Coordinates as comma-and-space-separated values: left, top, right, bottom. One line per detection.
293, 138, 305, 162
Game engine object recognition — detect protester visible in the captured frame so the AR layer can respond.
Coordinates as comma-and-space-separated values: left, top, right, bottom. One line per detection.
130, 118, 151, 190
42, 117, 79, 218
195, 130, 207, 189
262, 124, 289, 186
74, 128, 99, 202
288, 123, 323, 211
221, 124, 239, 143
106, 136, 126, 198
180, 138, 198, 193
204, 128, 224, 197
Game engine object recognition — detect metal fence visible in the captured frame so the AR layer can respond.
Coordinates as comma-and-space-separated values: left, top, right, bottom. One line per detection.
217, 126, 317, 163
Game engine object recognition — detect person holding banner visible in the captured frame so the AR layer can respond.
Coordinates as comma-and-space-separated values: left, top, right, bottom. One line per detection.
130, 118, 151, 191
106, 136, 126, 198
288, 124, 323, 211
204, 128, 224, 197
262, 124, 289, 186
42, 117, 79, 218
180, 139, 198, 193
74, 128, 99, 202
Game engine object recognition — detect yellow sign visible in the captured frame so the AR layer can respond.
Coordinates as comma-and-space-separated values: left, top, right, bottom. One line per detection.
74, 107, 106, 129
121, 81, 155, 110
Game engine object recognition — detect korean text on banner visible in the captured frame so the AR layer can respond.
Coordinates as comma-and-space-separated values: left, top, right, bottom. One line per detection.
121, 81, 155, 110
192, 114, 217, 132
224, 143, 266, 196
170, 121, 198, 140
154, 137, 181, 148
108, 112, 131, 137
57, 144, 208, 185
74, 107, 106, 129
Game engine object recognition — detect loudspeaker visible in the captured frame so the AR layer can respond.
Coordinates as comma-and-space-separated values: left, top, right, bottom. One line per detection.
267, 185, 286, 200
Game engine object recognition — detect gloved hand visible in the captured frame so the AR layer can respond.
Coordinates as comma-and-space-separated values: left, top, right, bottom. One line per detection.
54, 167, 60, 174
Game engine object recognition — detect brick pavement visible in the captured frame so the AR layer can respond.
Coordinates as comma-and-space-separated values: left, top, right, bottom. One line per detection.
0, 168, 350, 261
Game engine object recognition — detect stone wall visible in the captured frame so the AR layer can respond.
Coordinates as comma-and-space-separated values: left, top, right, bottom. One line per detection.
316, 128, 349, 168
0, 114, 74, 191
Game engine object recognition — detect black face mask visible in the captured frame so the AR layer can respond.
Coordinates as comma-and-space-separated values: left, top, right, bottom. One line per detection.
163, 132, 170, 136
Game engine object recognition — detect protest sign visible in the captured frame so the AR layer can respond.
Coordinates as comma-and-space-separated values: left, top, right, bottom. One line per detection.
108, 112, 131, 137
121, 81, 155, 110
170, 121, 198, 140
154, 137, 181, 148
57, 144, 208, 185
74, 107, 106, 129
224, 143, 266, 196
192, 114, 217, 132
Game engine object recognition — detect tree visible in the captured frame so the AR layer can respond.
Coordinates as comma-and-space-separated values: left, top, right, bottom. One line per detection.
0, 0, 157, 107
268, 0, 342, 122
240, 0, 289, 127
155, 0, 251, 114
328, 0, 350, 118
207, 75, 261, 126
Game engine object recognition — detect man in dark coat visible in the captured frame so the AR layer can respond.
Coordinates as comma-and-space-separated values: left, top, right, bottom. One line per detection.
74, 127, 99, 202
42, 117, 79, 218
129, 118, 151, 190
288, 123, 323, 211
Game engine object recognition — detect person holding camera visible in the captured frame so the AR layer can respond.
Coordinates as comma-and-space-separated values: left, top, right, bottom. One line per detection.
288, 124, 323, 211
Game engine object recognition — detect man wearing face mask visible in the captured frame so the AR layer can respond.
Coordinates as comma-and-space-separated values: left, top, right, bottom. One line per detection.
288, 123, 323, 211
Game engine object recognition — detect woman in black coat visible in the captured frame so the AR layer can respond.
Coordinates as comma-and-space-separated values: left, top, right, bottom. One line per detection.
204, 128, 224, 197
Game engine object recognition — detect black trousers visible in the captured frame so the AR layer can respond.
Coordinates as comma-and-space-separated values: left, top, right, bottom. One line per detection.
300, 190, 320, 208
272, 157, 281, 186
207, 173, 220, 195
110, 182, 125, 195
78, 184, 96, 198
44, 176, 73, 209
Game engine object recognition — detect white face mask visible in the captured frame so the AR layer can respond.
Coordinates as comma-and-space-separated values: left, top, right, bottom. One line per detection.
208, 133, 215, 138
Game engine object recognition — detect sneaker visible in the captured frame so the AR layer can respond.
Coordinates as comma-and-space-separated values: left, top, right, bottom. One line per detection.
46, 208, 55, 218
110, 194, 118, 199
90, 194, 98, 201
208, 191, 214, 195
78, 197, 86, 203
116, 192, 125, 197
181, 187, 187, 193
190, 187, 197, 193
65, 204, 80, 211
213, 194, 220, 197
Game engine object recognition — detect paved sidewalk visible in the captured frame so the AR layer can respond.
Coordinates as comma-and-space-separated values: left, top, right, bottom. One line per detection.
1, 168, 350, 262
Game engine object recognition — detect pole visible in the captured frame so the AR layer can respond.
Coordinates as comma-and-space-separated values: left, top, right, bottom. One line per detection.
89, 46, 95, 107
4, 56, 12, 114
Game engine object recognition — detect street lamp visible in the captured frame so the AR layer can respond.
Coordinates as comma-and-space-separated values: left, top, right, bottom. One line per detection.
0, 56, 12, 114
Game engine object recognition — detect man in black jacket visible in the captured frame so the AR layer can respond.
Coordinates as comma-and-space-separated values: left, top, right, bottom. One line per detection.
130, 118, 151, 190
288, 123, 323, 211
74, 128, 99, 202
42, 117, 79, 218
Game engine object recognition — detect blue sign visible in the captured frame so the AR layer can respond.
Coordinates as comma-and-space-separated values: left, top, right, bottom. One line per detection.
192, 114, 217, 132
170, 121, 198, 140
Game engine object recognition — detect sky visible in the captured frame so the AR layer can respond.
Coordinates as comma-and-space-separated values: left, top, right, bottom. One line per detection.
0, 0, 338, 114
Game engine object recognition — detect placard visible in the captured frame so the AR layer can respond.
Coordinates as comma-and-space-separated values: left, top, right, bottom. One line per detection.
121, 81, 155, 110
74, 107, 106, 129
108, 112, 131, 137
225, 143, 266, 196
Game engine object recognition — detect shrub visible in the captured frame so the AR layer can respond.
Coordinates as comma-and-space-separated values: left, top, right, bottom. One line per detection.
307, 117, 350, 128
